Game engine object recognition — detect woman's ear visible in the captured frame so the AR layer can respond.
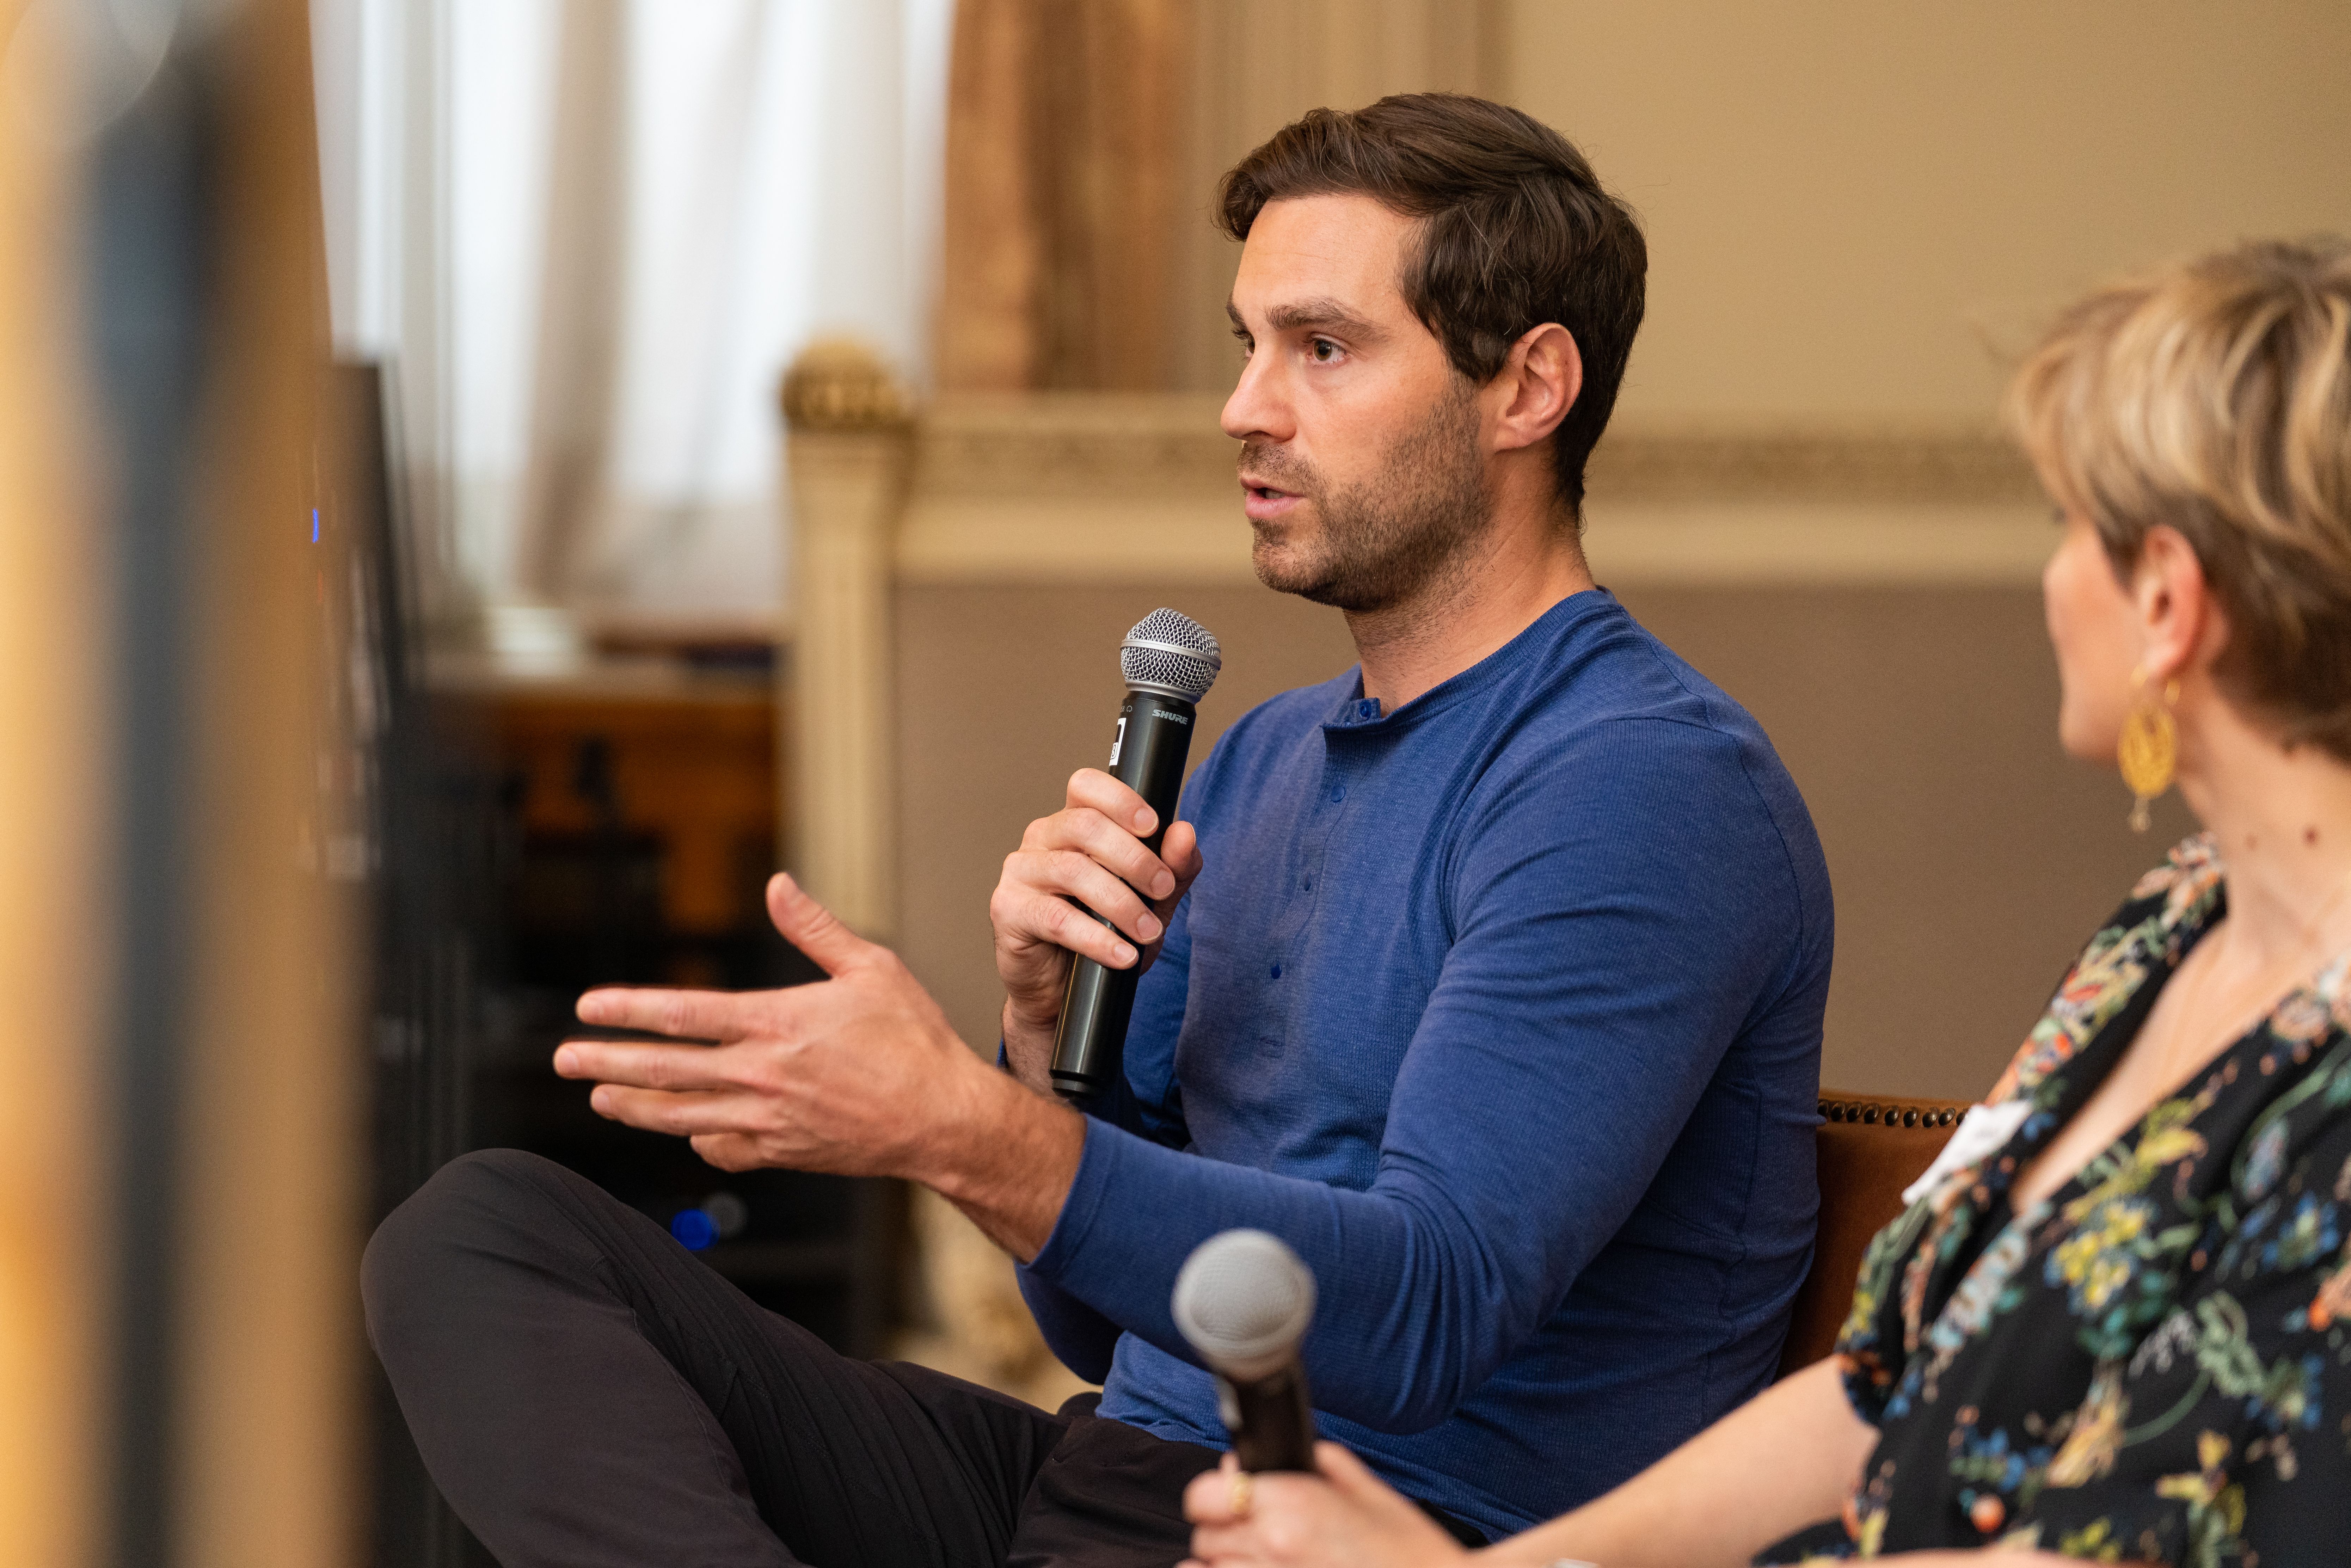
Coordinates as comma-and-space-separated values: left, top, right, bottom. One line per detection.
2133, 525, 2228, 680
1490, 322, 1583, 454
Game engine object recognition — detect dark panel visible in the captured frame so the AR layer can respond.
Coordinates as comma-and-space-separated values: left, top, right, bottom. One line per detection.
88, 57, 216, 1568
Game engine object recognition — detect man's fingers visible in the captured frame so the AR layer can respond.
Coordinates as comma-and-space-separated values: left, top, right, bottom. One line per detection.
766, 873, 874, 976
1025, 805, 1177, 902
998, 861, 1147, 966
1065, 767, 1158, 838
690, 1131, 762, 1172
587, 1084, 759, 1137
1031, 891, 1139, 969
1159, 820, 1204, 900
575, 985, 739, 1041
555, 1038, 742, 1092
1037, 850, 1161, 945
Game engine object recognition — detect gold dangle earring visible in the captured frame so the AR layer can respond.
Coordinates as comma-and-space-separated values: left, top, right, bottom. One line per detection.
2117, 668, 2179, 832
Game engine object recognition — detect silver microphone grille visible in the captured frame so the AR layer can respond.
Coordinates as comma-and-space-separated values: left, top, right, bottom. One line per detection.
1120, 608, 1222, 702
1171, 1229, 1315, 1378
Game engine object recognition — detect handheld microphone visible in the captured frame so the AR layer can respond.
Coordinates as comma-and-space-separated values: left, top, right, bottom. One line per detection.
1171, 1229, 1318, 1472
1048, 608, 1221, 1101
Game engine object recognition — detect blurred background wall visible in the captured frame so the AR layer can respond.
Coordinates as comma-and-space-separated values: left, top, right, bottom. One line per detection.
7, 4, 2351, 1564
0, 4, 108, 1560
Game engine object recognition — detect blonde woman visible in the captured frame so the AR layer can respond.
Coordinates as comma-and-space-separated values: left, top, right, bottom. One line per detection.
1182, 238, 2351, 1567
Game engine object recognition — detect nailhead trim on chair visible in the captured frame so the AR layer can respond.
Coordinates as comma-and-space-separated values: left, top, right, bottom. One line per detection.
1817, 1098, 1962, 1129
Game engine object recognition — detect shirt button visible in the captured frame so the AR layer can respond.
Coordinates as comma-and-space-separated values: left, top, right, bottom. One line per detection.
1270, 964, 1282, 979
1329, 785, 1345, 803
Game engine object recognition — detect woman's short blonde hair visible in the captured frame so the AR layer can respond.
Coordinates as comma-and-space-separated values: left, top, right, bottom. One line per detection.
2008, 236, 2351, 760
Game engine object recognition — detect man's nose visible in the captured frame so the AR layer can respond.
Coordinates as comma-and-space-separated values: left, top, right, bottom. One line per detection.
1220, 347, 1289, 444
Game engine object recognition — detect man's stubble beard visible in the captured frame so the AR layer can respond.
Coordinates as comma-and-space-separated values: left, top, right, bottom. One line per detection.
1244, 381, 1492, 617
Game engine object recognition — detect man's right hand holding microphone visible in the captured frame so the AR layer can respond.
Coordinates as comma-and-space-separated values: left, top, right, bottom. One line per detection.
989, 765, 1204, 1094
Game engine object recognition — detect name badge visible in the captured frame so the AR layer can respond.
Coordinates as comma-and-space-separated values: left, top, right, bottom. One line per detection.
1900, 1099, 2034, 1207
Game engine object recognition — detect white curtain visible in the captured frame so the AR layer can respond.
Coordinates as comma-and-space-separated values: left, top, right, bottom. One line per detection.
312, 0, 952, 636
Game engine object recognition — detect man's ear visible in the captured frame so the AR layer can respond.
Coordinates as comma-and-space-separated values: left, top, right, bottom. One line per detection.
1490, 322, 1582, 454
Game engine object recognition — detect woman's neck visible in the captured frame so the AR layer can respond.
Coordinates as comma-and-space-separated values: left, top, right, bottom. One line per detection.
2177, 696, 2351, 964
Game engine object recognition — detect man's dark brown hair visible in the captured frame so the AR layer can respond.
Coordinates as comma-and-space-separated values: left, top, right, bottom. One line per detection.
1219, 93, 1646, 519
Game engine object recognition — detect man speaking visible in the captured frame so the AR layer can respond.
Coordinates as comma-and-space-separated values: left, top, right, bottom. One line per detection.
365, 94, 1833, 1566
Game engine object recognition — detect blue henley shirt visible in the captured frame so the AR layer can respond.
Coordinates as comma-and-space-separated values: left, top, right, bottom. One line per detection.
1015, 589, 1833, 1541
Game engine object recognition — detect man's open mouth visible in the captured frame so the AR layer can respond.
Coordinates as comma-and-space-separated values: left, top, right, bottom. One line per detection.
1238, 476, 1305, 523
1239, 472, 1294, 498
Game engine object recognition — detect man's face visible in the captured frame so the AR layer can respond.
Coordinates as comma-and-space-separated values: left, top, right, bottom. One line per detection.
1221, 195, 1492, 613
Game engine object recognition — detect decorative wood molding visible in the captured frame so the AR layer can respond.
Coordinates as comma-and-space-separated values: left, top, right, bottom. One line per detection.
897, 497, 1245, 585
1581, 502, 2056, 587
894, 496, 2057, 589
1589, 424, 2042, 505
784, 341, 913, 938
781, 337, 914, 432
910, 396, 2042, 502
888, 399, 2054, 588
913, 394, 1234, 497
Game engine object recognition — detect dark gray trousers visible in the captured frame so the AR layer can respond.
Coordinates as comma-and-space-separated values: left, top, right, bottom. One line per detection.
362, 1149, 1219, 1568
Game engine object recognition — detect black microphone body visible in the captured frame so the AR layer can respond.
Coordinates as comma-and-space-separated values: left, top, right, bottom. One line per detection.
1048, 609, 1221, 1102
1048, 688, 1197, 1099
1213, 1358, 1316, 1473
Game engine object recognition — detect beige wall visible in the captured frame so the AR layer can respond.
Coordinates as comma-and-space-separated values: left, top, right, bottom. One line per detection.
1620, 585, 2194, 1099
1506, 1, 2351, 421
1172, 3, 2351, 407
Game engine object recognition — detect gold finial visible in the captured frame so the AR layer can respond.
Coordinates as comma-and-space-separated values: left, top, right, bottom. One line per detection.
780, 338, 910, 431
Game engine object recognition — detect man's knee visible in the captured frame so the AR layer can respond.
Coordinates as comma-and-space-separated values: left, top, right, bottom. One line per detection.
362, 1148, 576, 1353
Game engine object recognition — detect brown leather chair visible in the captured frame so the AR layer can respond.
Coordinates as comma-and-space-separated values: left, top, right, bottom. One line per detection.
1776, 1091, 1971, 1377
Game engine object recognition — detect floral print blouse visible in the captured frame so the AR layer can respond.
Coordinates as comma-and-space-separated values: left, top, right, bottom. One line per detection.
1804, 835, 2351, 1564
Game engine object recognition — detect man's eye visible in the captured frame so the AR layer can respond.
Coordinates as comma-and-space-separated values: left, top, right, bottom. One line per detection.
1309, 338, 1340, 362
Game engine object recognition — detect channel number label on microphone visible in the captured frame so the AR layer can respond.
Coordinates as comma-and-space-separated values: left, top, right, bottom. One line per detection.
1049, 610, 1222, 1102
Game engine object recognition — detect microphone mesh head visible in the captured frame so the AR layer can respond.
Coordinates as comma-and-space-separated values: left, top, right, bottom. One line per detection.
1171, 1229, 1315, 1375
1120, 608, 1222, 701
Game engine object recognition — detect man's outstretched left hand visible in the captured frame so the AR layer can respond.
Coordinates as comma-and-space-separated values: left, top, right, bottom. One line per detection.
552, 873, 1083, 1259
